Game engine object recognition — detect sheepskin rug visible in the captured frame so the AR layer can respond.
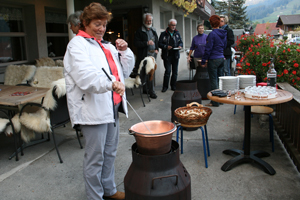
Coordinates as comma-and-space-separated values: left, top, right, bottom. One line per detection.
4, 65, 36, 85
0, 118, 10, 134
31, 66, 64, 88
42, 78, 66, 110
35, 57, 56, 67
125, 56, 157, 88
4, 78, 66, 142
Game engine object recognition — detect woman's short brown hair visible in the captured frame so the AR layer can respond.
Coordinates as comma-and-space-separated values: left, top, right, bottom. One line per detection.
197, 23, 204, 30
209, 15, 220, 28
80, 2, 112, 30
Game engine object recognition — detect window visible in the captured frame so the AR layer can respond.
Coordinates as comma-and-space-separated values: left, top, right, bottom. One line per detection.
45, 9, 68, 58
0, 6, 27, 64
160, 12, 165, 29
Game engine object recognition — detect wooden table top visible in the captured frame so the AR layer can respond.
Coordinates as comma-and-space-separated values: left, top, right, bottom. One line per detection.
0, 85, 49, 106
207, 89, 293, 106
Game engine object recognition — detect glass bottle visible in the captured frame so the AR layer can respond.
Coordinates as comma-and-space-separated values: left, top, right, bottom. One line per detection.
267, 58, 277, 87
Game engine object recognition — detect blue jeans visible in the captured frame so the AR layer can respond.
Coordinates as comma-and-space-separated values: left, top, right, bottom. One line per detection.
207, 58, 224, 106
163, 55, 179, 89
224, 57, 231, 76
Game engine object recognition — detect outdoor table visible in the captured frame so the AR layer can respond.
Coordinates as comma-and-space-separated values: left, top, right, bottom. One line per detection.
0, 85, 49, 160
207, 89, 293, 175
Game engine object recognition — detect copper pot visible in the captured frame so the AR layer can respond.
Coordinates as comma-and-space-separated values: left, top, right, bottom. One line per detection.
129, 120, 177, 155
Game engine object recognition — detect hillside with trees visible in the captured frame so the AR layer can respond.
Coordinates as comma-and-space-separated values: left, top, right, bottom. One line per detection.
246, 0, 300, 23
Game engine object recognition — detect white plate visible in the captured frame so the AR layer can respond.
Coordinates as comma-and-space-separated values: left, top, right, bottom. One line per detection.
219, 76, 238, 79
237, 75, 256, 78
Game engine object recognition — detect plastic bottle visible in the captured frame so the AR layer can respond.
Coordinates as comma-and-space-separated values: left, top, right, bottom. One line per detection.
267, 58, 277, 87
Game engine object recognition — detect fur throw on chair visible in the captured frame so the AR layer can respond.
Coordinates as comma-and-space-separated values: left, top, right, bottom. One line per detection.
30, 66, 64, 88
55, 60, 64, 67
125, 56, 157, 88
42, 78, 66, 110
35, 57, 56, 67
5, 78, 66, 142
4, 65, 36, 85
0, 118, 10, 134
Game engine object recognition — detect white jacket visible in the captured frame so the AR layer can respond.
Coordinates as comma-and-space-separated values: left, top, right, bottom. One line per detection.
63, 36, 135, 127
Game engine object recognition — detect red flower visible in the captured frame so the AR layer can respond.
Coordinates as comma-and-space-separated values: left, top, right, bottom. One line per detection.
270, 44, 274, 47
251, 44, 253, 47
283, 50, 286, 53
256, 52, 260, 55
252, 39, 254, 42
293, 60, 296, 63
267, 61, 271, 65
246, 63, 250, 66
279, 60, 282, 63
264, 77, 267, 80
284, 69, 289, 74
264, 31, 266, 33
262, 63, 267, 67
288, 48, 291, 52
297, 77, 300, 81
297, 49, 300, 52
292, 79, 295, 83
294, 63, 299, 68
292, 71, 297, 75
236, 63, 241, 67
258, 43, 260, 46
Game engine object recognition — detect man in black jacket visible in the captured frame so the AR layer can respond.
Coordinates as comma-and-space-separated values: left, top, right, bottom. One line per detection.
133, 13, 159, 99
220, 15, 234, 76
158, 19, 183, 92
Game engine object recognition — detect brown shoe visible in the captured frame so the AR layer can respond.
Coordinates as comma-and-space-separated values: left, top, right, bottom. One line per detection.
103, 191, 125, 200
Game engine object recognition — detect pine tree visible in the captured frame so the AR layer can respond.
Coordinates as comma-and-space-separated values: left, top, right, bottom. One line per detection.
213, 0, 229, 16
229, 0, 248, 29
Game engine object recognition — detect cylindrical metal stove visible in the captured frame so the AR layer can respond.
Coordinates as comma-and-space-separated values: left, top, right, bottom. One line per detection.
171, 80, 202, 122
124, 140, 191, 200
193, 66, 210, 99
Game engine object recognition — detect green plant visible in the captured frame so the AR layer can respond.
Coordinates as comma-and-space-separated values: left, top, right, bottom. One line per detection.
236, 34, 300, 90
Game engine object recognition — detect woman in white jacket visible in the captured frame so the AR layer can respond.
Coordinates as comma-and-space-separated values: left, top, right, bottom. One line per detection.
63, 3, 134, 200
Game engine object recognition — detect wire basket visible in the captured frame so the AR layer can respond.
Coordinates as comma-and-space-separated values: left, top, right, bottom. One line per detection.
174, 102, 212, 127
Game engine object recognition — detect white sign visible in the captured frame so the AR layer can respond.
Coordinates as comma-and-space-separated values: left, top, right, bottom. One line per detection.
205, 5, 211, 15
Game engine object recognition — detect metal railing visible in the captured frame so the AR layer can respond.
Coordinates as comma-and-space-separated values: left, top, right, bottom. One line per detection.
274, 83, 300, 172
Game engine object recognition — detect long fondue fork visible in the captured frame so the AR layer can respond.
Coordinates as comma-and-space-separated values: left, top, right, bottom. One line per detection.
101, 68, 153, 134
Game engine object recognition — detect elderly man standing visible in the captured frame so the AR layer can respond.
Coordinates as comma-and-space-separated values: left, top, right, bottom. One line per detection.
159, 19, 183, 92
220, 15, 234, 76
66, 10, 82, 34
133, 13, 159, 99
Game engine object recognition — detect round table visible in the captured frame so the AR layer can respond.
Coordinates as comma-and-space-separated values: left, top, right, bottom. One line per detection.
207, 89, 293, 175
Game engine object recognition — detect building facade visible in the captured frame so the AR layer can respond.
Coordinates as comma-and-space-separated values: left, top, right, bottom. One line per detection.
0, 0, 214, 85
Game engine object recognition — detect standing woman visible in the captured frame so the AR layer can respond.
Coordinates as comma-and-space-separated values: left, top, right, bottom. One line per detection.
63, 2, 134, 200
201, 15, 227, 107
187, 23, 207, 68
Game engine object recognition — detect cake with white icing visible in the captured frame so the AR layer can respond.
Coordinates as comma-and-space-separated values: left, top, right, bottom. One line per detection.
244, 86, 277, 99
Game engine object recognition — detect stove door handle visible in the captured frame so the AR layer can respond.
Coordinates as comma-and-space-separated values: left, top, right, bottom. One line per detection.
151, 174, 178, 189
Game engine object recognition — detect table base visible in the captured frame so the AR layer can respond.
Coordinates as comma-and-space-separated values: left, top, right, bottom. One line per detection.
221, 149, 276, 175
